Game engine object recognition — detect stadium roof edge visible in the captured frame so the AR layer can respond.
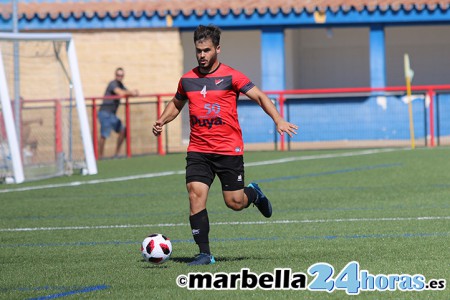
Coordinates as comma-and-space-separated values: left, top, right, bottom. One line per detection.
1, 0, 450, 31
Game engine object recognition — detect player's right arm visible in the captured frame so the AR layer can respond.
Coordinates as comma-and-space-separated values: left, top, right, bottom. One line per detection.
152, 97, 186, 136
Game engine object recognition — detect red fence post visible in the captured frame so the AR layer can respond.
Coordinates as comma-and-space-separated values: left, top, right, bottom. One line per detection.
279, 94, 285, 151
125, 96, 131, 157
55, 100, 63, 158
156, 95, 165, 155
428, 89, 435, 148
92, 98, 98, 160
19, 98, 24, 152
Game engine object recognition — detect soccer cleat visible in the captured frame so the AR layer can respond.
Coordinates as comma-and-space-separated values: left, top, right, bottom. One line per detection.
187, 253, 216, 266
248, 182, 272, 218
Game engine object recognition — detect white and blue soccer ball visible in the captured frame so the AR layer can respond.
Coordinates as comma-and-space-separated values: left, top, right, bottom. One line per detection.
141, 233, 172, 264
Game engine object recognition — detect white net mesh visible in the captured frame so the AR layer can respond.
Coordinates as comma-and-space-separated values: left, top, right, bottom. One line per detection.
0, 39, 87, 181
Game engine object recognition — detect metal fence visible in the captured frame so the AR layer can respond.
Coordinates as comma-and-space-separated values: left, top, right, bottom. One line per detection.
19, 84, 450, 161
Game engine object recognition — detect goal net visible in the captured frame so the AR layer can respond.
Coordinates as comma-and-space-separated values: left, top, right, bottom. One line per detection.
0, 33, 97, 183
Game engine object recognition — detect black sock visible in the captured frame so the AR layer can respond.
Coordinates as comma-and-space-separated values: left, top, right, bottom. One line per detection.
244, 186, 258, 208
189, 209, 210, 255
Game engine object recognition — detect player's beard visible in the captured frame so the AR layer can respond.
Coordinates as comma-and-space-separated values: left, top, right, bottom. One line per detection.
198, 51, 218, 73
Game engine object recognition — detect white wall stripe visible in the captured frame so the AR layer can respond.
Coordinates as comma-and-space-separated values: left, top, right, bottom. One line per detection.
1, 216, 447, 232
0, 148, 405, 194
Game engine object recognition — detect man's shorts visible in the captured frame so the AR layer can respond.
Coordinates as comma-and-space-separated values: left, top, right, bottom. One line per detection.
186, 152, 245, 191
98, 110, 124, 138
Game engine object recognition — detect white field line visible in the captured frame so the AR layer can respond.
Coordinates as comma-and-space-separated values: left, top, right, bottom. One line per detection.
0, 148, 405, 194
245, 148, 404, 167
1, 216, 448, 232
0, 170, 185, 194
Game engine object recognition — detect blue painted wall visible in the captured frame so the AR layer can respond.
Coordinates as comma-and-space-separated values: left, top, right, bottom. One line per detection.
238, 101, 276, 144
437, 93, 450, 140
261, 27, 285, 91
238, 95, 428, 144
369, 25, 386, 88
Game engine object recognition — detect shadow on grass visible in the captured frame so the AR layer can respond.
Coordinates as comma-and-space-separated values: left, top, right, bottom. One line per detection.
139, 259, 171, 268
170, 256, 250, 264
139, 256, 251, 268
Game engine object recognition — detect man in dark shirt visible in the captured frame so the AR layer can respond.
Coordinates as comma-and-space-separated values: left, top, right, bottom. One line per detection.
98, 67, 138, 158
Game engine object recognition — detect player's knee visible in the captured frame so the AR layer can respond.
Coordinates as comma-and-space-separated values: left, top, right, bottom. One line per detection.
188, 189, 202, 202
225, 196, 245, 211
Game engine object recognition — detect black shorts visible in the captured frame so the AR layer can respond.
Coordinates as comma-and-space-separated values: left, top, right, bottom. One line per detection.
186, 152, 245, 191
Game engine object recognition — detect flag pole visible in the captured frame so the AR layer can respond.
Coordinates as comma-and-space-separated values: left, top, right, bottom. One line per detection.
404, 53, 415, 149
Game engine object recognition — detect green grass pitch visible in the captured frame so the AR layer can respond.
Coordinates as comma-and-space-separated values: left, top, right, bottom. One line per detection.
0, 147, 449, 299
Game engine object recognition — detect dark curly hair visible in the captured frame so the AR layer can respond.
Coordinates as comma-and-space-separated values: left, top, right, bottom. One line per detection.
193, 24, 221, 47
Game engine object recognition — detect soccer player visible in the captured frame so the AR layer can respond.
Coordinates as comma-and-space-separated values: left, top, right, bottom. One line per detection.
152, 24, 298, 265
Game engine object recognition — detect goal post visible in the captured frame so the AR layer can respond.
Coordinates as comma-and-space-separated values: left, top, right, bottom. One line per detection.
0, 50, 24, 183
0, 32, 97, 183
66, 36, 97, 176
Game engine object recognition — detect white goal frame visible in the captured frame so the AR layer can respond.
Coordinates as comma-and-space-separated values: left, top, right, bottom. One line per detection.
0, 32, 97, 183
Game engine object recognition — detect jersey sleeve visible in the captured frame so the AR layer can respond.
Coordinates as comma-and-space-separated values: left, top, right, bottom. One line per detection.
175, 78, 188, 101
232, 70, 255, 94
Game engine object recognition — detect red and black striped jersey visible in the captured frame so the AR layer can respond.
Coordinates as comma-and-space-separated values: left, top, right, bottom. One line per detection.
176, 63, 255, 155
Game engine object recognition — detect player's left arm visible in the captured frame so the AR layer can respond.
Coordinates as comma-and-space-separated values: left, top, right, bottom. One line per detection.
113, 86, 139, 97
244, 86, 298, 137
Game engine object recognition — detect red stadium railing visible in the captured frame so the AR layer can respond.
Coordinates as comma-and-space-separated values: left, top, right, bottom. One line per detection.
88, 93, 173, 159
86, 84, 450, 158
17, 84, 450, 160
264, 84, 450, 151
